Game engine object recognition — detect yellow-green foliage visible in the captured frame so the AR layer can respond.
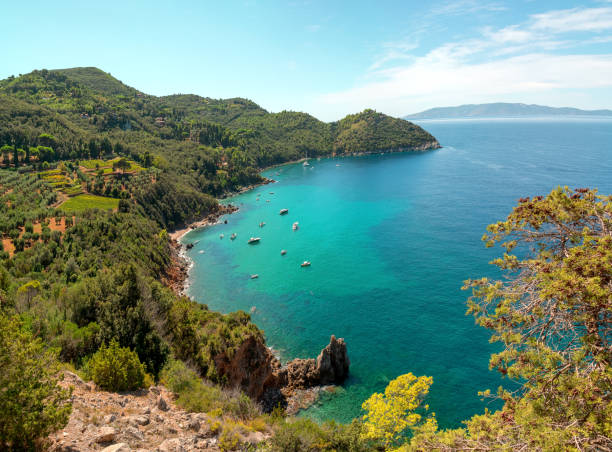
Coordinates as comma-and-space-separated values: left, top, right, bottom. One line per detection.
86, 339, 147, 391
218, 425, 241, 451
0, 314, 72, 450
360, 373, 433, 447
60, 193, 119, 212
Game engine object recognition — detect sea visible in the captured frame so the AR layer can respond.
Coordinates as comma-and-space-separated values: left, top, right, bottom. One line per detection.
182, 117, 612, 428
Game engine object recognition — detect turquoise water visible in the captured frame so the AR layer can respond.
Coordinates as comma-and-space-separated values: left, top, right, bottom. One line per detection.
184, 118, 612, 428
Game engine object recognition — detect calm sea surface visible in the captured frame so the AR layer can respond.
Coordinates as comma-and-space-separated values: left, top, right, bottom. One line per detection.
183, 118, 612, 427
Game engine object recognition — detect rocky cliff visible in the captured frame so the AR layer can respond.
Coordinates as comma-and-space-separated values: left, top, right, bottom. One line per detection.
215, 335, 350, 412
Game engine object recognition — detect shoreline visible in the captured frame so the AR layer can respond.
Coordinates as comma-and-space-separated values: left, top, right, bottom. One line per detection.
166, 143, 442, 296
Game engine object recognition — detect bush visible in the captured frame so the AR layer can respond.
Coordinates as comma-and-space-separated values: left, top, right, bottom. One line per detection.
160, 358, 260, 419
267, 418, 369, 452
0, 314, 72, 450
86, 340, 147, 391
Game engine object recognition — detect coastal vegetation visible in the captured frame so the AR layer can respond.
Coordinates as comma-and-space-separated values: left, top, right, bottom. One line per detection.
0, 66, 609, 451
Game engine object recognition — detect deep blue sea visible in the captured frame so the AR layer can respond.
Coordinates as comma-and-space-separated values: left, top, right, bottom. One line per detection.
183, 118, 612, 428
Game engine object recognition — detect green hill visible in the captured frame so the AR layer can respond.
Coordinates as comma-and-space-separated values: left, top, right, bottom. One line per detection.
55, 66, 139, 97
0, 67, 440, 228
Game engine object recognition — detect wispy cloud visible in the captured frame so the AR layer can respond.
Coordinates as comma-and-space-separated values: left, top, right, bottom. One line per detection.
315, 6, 612, 118
531, 7, 612, 32
305, 24, 321, 32
430, 0, 507, 16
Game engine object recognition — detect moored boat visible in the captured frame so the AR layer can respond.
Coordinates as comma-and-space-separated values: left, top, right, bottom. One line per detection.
248, 237, 261, 244
230, 233, 237, 240
301, 261, 311, 267
292, 222, 299, 230
251, 274, 259, 279
281, 249, 287, 255
280, 208, 289, 215
259, 222, 265, 227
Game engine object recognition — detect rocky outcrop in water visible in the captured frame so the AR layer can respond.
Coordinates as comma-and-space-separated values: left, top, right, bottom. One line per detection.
216, 335, 350, 412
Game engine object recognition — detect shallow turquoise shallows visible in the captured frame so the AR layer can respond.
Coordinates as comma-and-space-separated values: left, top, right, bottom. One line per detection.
183, 118, 612, 428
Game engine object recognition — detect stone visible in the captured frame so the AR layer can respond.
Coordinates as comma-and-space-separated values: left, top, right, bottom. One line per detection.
129, 415, 150, 426
101, 443, 131, 452
125, 426, 144, 441
187, 418, 200, 431
95, 426, 117, 443
63, 371, 86, 388
316, 335, 350, 384
104, 414, 117, 424
156, 438, 186, 452
157, 395, 169, 411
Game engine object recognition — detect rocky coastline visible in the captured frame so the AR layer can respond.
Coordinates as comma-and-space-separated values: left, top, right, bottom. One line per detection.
162, 146, 444, 414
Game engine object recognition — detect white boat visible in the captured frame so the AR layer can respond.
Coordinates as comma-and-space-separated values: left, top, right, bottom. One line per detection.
219, 233, 224, 239
251, 274, 259, 279
292, 222, 299, 230
280, 209, 289, 215
259, 222, 265, 227
230, 233, 237, 240
198, 250, 205, 254
248, 237, 261, 244
303, 161, 310, 167
281, 250, 287, 255
301, 261, 311, 267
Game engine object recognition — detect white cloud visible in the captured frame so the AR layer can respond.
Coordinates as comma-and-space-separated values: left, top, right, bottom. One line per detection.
312, 6, 612, 119
531, 7, 612, 32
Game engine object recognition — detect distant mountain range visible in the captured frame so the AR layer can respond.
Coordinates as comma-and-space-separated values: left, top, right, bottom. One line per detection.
404, 103, 612, 120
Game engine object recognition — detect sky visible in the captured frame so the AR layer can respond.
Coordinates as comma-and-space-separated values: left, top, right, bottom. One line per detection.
2, 0, 612, 121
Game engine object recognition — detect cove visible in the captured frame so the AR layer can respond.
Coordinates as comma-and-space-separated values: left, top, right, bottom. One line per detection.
183, 118, 612, 428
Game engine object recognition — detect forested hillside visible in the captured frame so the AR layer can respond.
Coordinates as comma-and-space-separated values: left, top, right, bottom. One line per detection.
0, 67, 439, 230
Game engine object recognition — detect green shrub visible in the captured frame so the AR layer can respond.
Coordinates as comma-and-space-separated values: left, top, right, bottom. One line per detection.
160, 358, 260, 419
86, 339, 147, 391
267, 418, 370, 452
219, 426, 241, 451
0, 314, 72, 450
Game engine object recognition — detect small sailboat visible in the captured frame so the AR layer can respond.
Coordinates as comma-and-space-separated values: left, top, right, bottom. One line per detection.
301, 261, 311, 267
303, 160, 310, 167
279, 208, 289, 215
230, 233, 237, 240
259, 222, 265, 228
251, 274, 259, 279
292, 222, 299, 231
281, 249, 287, 256
248, 237, 261, 244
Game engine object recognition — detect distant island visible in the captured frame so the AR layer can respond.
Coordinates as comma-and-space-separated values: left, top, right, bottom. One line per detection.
404, 102, 612, 120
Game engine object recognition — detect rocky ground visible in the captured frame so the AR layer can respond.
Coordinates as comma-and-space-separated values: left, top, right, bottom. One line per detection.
49, 372, 268, 452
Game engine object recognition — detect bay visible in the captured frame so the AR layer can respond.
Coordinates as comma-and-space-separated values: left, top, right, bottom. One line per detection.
183, 117, 612, 427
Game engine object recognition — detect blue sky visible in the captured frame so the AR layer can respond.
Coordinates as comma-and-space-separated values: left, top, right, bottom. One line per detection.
2, 0, 612, 120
